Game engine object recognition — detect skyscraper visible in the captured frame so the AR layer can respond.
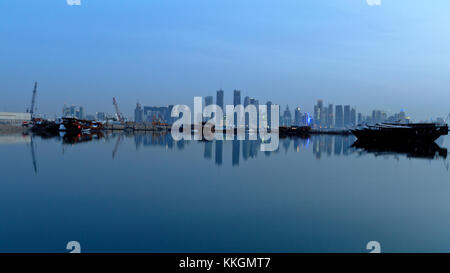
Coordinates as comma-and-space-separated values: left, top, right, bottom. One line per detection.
216, 89, 224, 110
343, 105, 351, 127
233, 90, 241, 127
327, 104, 334, 128
283, 105, 292, 126
233, 90, 241, 106
314, 99, 324, 128
266, 101, 272, 129
335, 105, 344, 128
134, 103, 143, 123
216, 89, 224, 128
204, 96, 213, 122
294, 107, 302, 126
350, 108, 356, 126
78, 106, 85, 119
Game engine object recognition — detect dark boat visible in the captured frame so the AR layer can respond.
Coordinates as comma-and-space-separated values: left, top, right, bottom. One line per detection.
62, 117, 104, 134
351, 123, 448, 143
31, 118, 60, 134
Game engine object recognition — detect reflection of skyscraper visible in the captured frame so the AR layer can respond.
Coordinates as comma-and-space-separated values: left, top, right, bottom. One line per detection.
249, 140, 258, 158
243, 139, 250, 160
232, 140, 240, 166
282, 138, 291, 153
342, 136, 350, 155
204, 141, 212, 159
215, 140, 223, 166
334, 135, 342, 155
335, 105, 343, 128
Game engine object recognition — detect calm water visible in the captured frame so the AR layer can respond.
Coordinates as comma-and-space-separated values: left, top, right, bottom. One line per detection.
0, 132, 449, 253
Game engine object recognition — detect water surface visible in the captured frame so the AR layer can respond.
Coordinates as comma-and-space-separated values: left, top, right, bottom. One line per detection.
0, 132, 448, 253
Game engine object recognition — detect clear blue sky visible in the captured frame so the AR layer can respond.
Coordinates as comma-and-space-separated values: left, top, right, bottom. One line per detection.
1, 0, 449, 120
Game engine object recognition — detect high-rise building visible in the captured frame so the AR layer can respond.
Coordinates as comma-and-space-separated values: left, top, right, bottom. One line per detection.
70, 105, 76, 117
204, 96, 213, 122
327, 104, 334, 128
216, 89, 224, 110
335, 105, 344, 128
357, 113, 363, 125
283, 105, 292, 126
343, 105, 351, 126
79, 106, 84, 119
216, 89, 224, 128
233, 90, 241, 127
350, 108, 356, 126
294, 107, 302, 126
134, 103, 143, 123
233, 90, 241, 106
313, 100, 324, 128
96, 112, 106, 121
205, 96, 213, 107
266, 101, 272, 129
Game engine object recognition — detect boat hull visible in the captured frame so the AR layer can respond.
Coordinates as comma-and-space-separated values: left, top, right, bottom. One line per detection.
351, 123, 448, 143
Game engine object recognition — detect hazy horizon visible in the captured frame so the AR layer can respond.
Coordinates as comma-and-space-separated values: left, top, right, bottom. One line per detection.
1, 0, 450, 121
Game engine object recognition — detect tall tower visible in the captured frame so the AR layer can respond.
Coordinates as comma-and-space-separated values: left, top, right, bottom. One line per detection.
344, 105, 350, 127
335, 105, 344, 128
134, 103, 143, 123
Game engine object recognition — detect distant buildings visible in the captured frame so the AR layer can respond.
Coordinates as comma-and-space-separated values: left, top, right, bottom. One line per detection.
335, 105, 344, 128
143, 105, 174, 124
343, 105, 350, 127
282, 105, 292, 126
134, 103, 143, 123
62, 104, 85, 119
96, 112, 106, 121
327, 104, 334, 128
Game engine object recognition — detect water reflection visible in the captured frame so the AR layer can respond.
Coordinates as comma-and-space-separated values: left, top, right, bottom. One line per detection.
26, 132, 448, 170
352, 140, 448, 160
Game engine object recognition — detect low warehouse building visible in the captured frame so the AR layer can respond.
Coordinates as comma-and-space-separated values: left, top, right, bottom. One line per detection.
0, 112, 32, 125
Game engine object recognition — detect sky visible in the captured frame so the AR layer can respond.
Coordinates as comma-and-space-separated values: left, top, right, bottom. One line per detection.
0, 0, 449, 121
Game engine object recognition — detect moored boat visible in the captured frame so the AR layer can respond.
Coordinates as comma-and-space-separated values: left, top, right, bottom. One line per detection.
62, 117, 104, 134
351, 123, 448, 143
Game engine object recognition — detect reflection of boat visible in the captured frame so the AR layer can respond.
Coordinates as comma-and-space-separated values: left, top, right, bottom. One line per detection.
352, 139, 447, 159
279, 126, 311, 137
351, 123, 448, 143
62, 117, 103, 134
63, 132, 104, 144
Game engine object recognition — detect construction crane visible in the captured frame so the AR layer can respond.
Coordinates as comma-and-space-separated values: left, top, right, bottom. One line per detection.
27, 82, 38, 119
112, 97, 124, 123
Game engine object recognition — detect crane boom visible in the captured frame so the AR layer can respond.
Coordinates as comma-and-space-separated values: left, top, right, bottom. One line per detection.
27, 82, 37, 118
113, 97, 124, 123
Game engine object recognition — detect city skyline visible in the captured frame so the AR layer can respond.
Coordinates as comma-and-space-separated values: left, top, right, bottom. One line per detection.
2, 0, 450, 120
